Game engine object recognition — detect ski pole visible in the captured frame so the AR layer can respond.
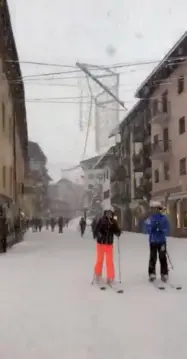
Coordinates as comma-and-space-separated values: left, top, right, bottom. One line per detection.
91, 274, 95, 285
166, 251, 174, 270
117, 237, 122, 283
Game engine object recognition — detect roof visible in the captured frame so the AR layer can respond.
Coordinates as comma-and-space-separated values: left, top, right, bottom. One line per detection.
80, 155, 101, 170
109, 124, 120, 138
135, 31, 187, 98
57, 177, 74, 185
94, 146, 116, 169
28, 141, 47, 163
120, 100, 141, 129
119, 99, 150, 132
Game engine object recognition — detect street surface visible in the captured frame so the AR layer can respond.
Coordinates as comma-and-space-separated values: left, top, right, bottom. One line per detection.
0, 224, 187, 358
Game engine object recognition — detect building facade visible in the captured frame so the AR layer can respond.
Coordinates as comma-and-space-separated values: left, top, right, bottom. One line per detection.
93, 150, 113, 212
48, 184, 72, 218
0, 1, 28, 217
109, 100, 151, 231
136, 31, 187, 235
53, 178, 84, 219
25, 141, 51, 217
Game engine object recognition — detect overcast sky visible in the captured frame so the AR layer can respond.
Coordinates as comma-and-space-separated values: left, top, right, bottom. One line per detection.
8, 0, 187, 180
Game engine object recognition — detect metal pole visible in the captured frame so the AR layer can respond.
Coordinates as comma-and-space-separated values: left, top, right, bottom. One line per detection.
76, 62, 127, 110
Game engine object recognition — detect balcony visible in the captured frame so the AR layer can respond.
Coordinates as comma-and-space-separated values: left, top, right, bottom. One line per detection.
111, 181, 122, 205
151, 140, 171, 161
111, 181, 130, 205
133, 131, 144, 143
144, 166, 152, 179
151, 102, 171, 125
133, 151, 144, 172
110, 165, 129, 182
134, 185, 144, 200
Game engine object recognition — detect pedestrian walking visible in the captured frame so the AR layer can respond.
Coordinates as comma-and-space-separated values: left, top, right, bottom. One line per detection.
79, 217, 86, 237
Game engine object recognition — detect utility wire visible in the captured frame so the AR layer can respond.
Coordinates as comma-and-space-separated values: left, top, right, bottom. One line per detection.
6, 55, 187, 69
12, 71, 187, 98
6, 57, 187, 82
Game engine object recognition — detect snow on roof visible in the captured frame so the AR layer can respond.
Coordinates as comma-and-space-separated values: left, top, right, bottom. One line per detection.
135, 31, 187, 98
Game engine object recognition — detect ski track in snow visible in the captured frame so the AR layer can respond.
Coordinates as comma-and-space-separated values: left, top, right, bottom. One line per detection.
0, 228, 186, 358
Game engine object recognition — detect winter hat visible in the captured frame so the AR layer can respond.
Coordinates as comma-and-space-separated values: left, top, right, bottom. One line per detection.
150, 200, 163, 209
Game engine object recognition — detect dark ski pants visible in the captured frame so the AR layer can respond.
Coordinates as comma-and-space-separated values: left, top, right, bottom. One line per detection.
59, 226, 63, 233
148, 243, 168, 276
80, 227, 85, 236
1, 236, 7, 253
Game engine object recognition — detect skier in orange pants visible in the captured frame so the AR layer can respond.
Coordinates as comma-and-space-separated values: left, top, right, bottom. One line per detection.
94, 209, 121, 285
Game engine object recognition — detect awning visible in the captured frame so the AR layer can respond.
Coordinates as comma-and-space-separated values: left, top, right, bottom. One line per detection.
168, 191, 187, 201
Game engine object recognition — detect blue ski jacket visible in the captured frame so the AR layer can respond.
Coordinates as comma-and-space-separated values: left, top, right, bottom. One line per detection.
144, 212, 169, 244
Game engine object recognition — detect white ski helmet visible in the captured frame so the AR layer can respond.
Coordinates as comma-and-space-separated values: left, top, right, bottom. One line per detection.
102, 204, 114, 212
150, 200, 163, 209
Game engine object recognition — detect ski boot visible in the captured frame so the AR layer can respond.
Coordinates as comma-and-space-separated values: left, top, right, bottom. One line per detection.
94, 275, 102, 285
106, 279, 114, 285
149, 273, 156, 282
161, 274, 168, 283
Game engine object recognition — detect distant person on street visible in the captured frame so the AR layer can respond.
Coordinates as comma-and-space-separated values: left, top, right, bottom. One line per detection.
46, 219, 49, 230
58, 216, 64, 233
38, 218, 42, 232
50, 217, 55, 232
91, 217, 98, 239
79, 217, 86, 237
0, 206, 8, 253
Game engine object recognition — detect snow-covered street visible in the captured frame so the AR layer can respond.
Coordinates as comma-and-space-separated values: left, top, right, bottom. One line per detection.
0, 228, 187, 358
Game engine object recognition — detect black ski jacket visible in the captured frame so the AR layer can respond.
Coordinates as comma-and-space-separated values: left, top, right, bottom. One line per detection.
95, 216, 121, 245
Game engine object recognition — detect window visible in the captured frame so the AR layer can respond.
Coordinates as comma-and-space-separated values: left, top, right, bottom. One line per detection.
154, 169, 159, 183
2, 166, 6, 189
163, 128, 169, 151
164, 163, 170, 181
9, 117, 12, 141
153, 134, 159, 151
147, 123, 151, 136
9, 167, 13, 195
152, 99, 158, 116
161, 91, 168, 113
179, 157, 186, 175
103, 189, 110, 199
178, 76, 184, 94
2, 102, 5, 130
153, 134, 159, 145
179, 116, 185, 135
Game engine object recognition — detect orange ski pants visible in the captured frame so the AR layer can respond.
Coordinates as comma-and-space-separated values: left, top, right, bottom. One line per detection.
94, 243, 115, 280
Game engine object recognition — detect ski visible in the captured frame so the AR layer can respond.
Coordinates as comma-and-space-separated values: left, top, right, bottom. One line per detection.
149, 278, 166, 290
164, 281, 182, 290
150, 278, 182, 291
100, 286, 107, 290
98, 283, 123, 293
107, 283, 124, 294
